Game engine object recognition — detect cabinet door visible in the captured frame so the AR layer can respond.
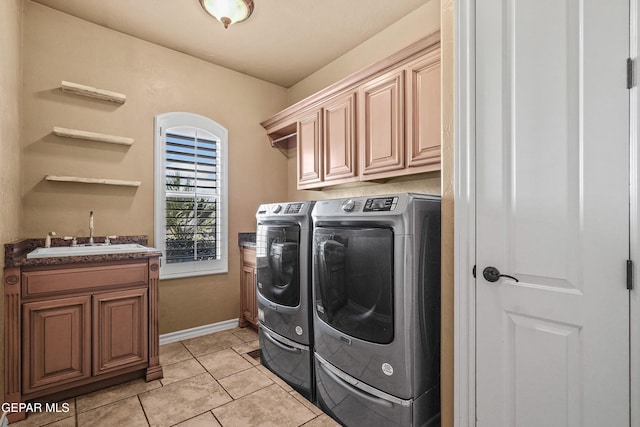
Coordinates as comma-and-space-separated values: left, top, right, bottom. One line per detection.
297, 109, 323, 189
323, 92, 357, 184
406, 51, 441, 171
23, 296, 91, 394
242, 265, 258, 328
93, 288, 148, 376
240, 246, 258, 329
359, 69, 405, 178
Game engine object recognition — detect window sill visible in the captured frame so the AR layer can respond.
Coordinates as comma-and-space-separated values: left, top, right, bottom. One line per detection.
159, 266, 228, 280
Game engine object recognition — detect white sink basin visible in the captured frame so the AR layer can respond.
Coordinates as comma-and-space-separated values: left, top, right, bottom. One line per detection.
27, 243, 151, 259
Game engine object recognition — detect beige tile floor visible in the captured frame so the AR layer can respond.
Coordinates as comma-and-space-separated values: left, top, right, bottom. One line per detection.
12, 327, 339, 427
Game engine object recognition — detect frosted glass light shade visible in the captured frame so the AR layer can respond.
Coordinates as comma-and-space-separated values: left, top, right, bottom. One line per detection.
199, 0, 254, 28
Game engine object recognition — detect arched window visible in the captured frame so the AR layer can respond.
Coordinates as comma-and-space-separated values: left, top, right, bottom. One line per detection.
154, 112, 228, 278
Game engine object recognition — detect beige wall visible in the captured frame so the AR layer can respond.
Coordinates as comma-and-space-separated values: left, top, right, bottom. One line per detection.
21, 2, 290, 333
1, 1, 23, 264
440, 0, 455, 426
287, 0, 441, 105
0, 0, 23, 405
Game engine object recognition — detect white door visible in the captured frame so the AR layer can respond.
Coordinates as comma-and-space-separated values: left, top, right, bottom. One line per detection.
475, 0, 630, 426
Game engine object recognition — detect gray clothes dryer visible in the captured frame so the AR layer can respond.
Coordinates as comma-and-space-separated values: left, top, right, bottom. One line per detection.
255, 200, 315, 401
312, 193, 441, 426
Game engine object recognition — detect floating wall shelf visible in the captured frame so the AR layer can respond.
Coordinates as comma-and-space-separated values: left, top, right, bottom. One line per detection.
60, 81, 126, 104
53, 127, 134, 146
45, 175, 141, 187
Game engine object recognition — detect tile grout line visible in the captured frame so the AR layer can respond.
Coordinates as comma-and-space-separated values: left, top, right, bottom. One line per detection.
136, 394, 151, 427
73, 380, 160, 417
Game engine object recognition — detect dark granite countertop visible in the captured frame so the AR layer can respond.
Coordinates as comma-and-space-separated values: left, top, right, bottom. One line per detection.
4, 236, 162, 268
238, 232, 256, 247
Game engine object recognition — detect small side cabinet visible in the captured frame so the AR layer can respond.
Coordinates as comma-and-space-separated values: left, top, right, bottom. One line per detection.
239, 245, 258, 329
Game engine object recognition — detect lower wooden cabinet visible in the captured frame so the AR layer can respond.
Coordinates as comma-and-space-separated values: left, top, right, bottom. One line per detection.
239, 245, 258, 329
22, 296, 91, 394
4, 257, 162, 423
22, 288, 149, 395
93, 288, 148, 376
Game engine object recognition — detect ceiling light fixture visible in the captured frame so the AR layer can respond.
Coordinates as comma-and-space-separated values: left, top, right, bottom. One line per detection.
199, 0, 254, 29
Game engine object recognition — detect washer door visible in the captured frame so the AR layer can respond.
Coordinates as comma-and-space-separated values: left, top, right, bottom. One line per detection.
256, 223, 300, 307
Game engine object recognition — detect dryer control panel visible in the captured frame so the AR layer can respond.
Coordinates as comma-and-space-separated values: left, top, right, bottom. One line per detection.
313, 194, 417, 216
363, 197, 399, 212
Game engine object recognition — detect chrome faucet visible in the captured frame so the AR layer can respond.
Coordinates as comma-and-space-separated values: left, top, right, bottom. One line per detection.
89, 211, 94, 245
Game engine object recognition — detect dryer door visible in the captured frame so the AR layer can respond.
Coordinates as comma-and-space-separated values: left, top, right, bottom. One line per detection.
313, 226, 394, 344
256, 223, 301, 307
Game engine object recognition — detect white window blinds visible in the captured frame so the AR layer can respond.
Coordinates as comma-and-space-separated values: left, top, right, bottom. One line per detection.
154, 112, 228, 279
164, 130, 221, 264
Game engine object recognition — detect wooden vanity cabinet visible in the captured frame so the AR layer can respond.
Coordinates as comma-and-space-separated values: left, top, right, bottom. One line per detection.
239, 245, 258, 329
4, 257, 162, 422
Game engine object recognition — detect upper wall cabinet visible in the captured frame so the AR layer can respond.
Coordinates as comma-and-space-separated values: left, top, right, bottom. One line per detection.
359, 69, 405, 179
323, 92, 358, 185
405, 50, 441, 172
297, 109, 323, 188
297, 92, 358, 190
261, 31, 440, 190
360, 48, 442, 181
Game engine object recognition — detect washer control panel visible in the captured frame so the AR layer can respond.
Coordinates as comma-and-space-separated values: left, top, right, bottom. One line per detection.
256, 201, 311, 217
341, 199, 356, 212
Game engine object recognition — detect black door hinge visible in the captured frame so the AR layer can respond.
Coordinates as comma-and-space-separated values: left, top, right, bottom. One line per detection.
627, 58, 634, 89
472, 265, 476, 278
627, 260, 633, 290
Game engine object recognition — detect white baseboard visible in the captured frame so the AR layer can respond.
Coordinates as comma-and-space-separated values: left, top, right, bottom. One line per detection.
159, 318, 239, 345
